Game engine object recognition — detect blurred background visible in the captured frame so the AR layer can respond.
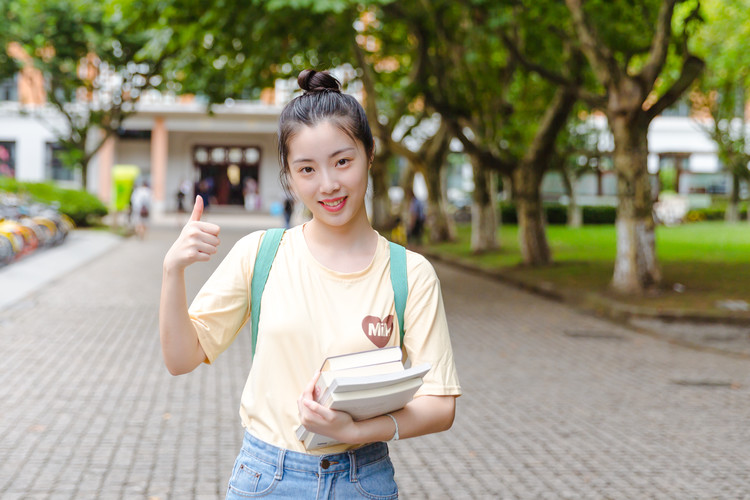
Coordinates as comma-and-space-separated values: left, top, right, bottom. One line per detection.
2, 0, 750, 302
1, 0, 749, 309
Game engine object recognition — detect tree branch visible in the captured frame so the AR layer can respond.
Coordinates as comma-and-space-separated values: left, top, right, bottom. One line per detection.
645, 55, 704, 121
501, 32, 571, 88
564, 0, 621, 88
638, 0, 678, 87
452, 124, 515, 175
523, 86, 578, 169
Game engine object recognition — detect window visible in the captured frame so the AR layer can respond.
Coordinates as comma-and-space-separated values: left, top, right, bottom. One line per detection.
661, 97, 692, 117
0, 75, 18, 102
0, 141, 16, 177
46, 143, 75, 181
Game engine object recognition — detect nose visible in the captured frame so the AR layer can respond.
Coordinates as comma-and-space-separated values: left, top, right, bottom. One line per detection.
319, 168, 341, 194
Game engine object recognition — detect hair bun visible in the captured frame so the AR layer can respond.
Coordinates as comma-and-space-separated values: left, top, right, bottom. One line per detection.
298, 69, 341, 93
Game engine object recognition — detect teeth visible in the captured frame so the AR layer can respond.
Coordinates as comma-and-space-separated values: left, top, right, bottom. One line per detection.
321, 199, 344, 207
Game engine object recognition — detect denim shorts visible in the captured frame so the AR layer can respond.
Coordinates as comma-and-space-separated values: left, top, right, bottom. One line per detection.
225, 432, 399, 499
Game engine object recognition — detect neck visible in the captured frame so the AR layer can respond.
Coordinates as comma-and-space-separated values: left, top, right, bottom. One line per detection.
304, 213, 376, 251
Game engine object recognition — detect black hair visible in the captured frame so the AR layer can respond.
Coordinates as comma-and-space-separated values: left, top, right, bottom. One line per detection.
277, 69, 374, 195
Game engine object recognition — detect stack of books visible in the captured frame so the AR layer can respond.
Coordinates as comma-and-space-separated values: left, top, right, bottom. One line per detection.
296, 346, 430, 450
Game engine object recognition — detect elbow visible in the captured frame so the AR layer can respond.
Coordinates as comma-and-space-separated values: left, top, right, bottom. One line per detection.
163, 355, 200, 376
438, 396, 457, 432
166, 364, 189, 376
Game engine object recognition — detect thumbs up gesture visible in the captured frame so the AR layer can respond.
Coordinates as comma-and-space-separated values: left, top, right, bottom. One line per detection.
164, 195, 221, 272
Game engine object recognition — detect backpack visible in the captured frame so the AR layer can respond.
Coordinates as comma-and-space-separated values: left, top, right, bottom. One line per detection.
249, 228, 408, 358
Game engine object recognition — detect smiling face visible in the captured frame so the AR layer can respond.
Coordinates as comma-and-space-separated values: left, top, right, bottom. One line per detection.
287, 120, 371, 231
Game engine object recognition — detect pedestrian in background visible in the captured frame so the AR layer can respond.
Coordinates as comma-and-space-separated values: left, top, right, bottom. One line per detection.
159, 69, 461, 499
283, 195, 294, 229
406, 187, 426, 245
130, 180, 151, 240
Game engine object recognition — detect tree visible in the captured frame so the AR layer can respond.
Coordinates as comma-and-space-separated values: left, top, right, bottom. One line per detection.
691, 0, 750, 222
407, 1, 583, 261
555, 110, 608, 228
1, 0, 180, 189
389, 116, 455, 242
563, 0, 704, 293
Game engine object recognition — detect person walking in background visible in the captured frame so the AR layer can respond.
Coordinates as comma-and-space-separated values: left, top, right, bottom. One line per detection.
406, 187, 426, 245
159, 69, 460, 499
283, 195, 295, 229
130, 180, 151, 240
243, 177, 259, 211
177, 178, 192, 213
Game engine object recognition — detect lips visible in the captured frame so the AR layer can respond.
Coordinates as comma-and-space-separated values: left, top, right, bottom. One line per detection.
319, 196, 347, 212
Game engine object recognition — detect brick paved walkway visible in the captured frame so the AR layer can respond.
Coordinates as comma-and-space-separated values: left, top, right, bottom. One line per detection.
1, 221, 749, 499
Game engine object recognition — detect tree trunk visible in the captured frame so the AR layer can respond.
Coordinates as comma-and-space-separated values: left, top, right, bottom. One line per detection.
513, 85, 575, 264
81, 162, 88, 191
369, 154, 392, 232
423, 160, 456, 243
470, 155, 498, 252
610, 118, 661, 294
513, 165, 550, 265
560, 168, 582, 228
726, 173, 740, 223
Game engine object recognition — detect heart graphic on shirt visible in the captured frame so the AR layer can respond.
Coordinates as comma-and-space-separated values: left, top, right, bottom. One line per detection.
361, 315, 394, 348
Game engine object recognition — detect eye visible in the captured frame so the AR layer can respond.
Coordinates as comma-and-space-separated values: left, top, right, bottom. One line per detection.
336, 158, 350, 167
298, 166, 314, 174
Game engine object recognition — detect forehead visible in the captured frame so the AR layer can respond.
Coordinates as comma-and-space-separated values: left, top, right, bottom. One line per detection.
287, 120, 362, 160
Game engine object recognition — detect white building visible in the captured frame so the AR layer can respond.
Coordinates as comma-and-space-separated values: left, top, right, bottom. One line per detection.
540, 112, 741, 208
0, 92, 286, 213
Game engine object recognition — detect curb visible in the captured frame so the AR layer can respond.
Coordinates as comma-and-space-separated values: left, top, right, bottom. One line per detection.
420, 249, 750, 360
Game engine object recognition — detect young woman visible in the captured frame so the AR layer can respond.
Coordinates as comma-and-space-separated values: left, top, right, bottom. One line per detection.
160, 69, 461, 499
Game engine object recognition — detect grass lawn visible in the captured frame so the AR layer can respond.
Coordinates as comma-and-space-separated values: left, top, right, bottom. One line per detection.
424, 222, 750, 316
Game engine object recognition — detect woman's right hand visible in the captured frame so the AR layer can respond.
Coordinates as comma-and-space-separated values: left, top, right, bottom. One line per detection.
164, 195, 221, 272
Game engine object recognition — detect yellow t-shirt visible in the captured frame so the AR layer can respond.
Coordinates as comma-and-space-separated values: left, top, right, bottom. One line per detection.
189, 224, 462, 454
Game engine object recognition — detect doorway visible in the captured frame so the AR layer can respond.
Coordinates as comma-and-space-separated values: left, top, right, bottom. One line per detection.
192, 145, 262, 206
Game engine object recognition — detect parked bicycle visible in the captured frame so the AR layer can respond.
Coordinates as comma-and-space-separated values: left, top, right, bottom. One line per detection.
0, 192, 74, 268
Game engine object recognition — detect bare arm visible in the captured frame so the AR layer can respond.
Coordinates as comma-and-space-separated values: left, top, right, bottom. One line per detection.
298, 374, 457, 445
159, 196, 221, 375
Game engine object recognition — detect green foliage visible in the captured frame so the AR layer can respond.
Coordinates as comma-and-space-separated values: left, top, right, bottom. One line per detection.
686, 205, 748, 222
691, 0, 750, 183
0, 0, 181, 187
0, 177, 107, 226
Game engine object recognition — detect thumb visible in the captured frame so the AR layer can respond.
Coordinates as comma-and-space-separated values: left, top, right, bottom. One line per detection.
190, 195, 204, 222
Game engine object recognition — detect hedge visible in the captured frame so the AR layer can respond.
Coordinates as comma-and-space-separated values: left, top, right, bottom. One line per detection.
0, 177, 108, 227
498, 202, 617, 225
686, 205, 748, 222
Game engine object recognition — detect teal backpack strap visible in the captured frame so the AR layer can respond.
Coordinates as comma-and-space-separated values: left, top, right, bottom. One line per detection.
250, 228, 285, 358
388, 242, 408, 346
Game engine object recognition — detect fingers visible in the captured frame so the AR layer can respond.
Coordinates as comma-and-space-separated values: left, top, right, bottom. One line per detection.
163, 215, 221, 271
190, 195, 204, 222
193, 221, 221, 236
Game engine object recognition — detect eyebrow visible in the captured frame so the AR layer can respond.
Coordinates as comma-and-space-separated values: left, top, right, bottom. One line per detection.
291, 147, 356, 164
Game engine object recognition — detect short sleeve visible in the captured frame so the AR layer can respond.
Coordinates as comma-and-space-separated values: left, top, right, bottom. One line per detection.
189, 231, 264, 364
401, 253, 462, 398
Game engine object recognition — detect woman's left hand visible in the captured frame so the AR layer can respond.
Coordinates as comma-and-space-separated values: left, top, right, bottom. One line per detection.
297, 372, 359, 444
